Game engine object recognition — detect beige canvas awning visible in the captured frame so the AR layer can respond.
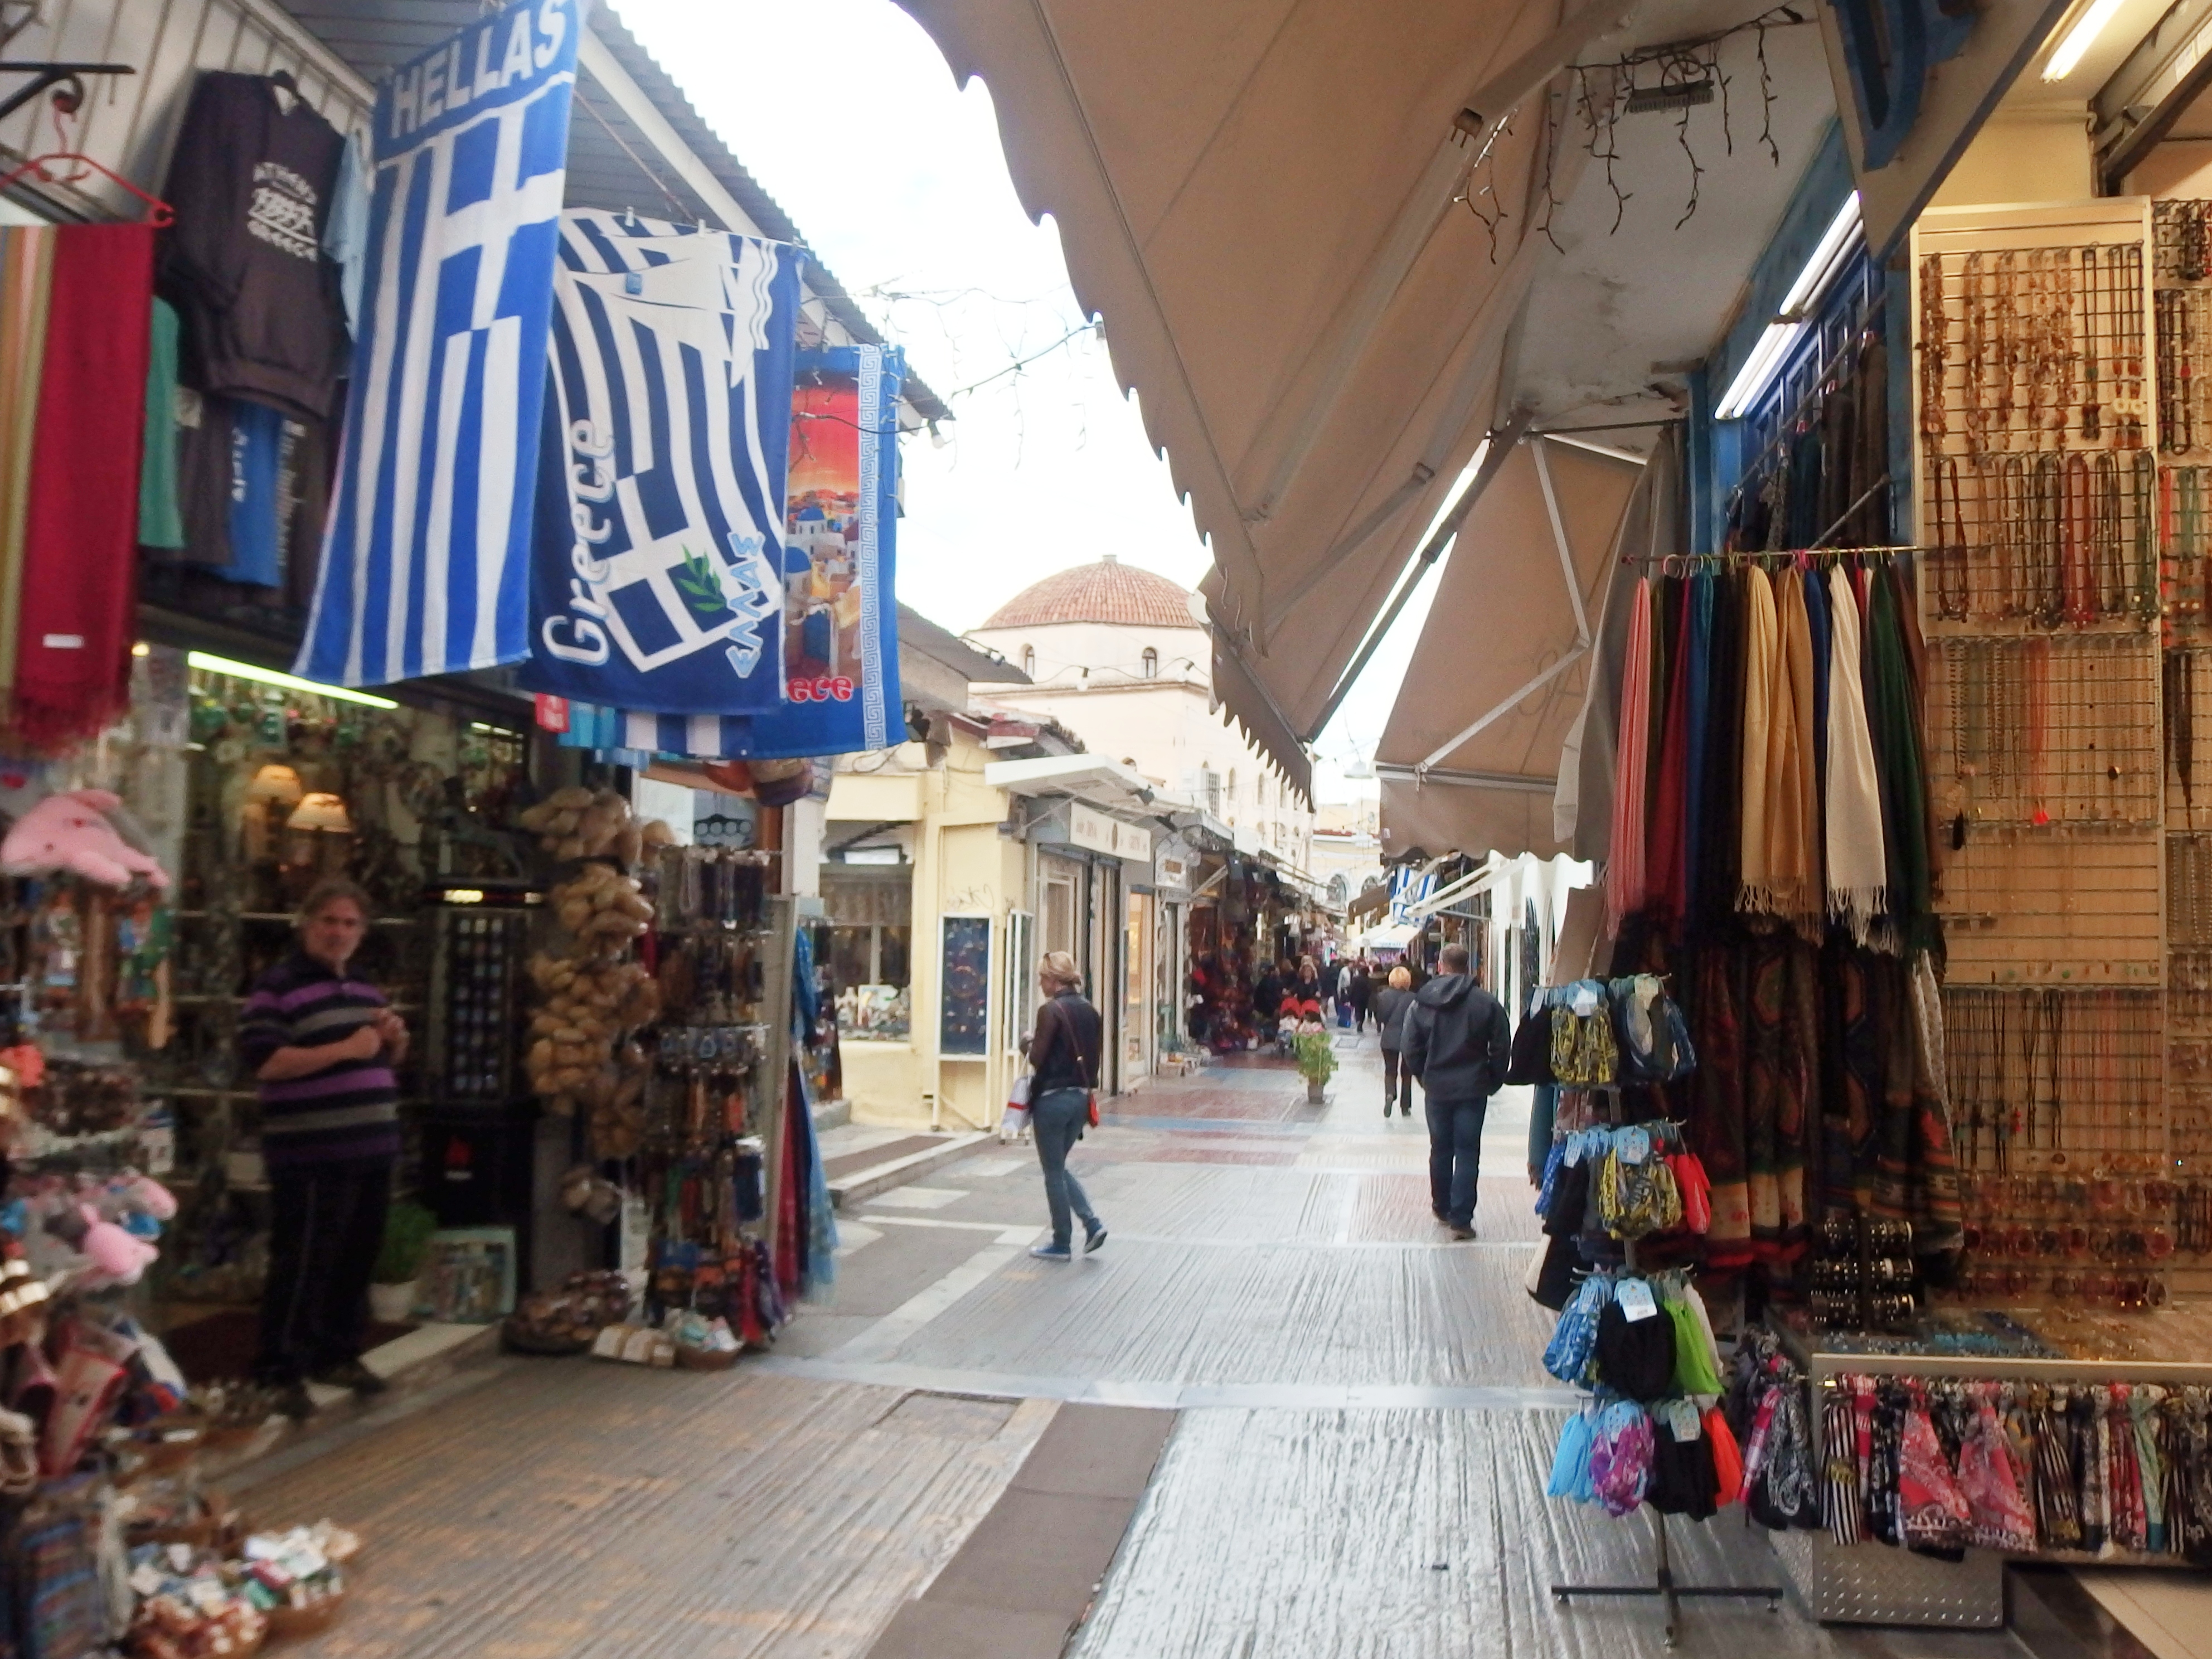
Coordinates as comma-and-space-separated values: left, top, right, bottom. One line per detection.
1376, 435, 1642, 861
894, 0, 1637, 780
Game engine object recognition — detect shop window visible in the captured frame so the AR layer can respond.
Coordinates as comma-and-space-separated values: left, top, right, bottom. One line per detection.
1141, 647, 1157, 679
824, 868, 913, 1040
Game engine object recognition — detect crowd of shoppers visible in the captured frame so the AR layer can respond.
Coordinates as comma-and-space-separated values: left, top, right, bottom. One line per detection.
1027, 938, 1515, 1257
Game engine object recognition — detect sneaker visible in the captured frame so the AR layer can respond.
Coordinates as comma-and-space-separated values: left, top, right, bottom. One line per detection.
311, 1359, 389, 1396
1449, 1225, 1478, 1241
1029, 1243, 1073, 1262
273, 1380, 315, 1422
1084, 1224, 1109, 1254
1432, 1207, 1449, 1223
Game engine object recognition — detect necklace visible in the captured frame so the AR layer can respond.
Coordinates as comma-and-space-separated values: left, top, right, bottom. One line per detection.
2083, 245, 2104, 442
1936, 454, 1968, 619
1922, 251, 1950, 443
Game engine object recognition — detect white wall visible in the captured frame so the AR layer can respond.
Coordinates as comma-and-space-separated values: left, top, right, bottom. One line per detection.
968, 617, 1316, 869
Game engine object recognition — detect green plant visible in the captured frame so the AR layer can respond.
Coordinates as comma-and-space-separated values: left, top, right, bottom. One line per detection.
1293, 1030, 1337, 1083
372, 1201, 439, 1286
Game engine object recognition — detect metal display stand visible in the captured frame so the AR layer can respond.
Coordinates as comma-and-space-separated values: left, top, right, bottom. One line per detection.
1551, 1505, 1781, 1648
1547, 1191, 1783, 1646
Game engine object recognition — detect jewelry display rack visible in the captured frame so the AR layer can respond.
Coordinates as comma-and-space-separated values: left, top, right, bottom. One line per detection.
1912, 199, 2189, 1308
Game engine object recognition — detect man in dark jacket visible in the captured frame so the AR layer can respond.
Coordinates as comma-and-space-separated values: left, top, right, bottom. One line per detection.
1403, 943, 1511, 1239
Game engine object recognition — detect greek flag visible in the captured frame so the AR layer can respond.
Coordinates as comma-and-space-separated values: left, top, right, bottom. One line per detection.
517, 211, 802, 712
1388, 866, 1437, 924
296, 0, 578, 687
540, 343, 906, 761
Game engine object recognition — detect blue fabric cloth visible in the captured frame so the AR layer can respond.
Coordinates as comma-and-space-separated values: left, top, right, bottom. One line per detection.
544, 344, 909, 760
322, 130, 369, 339
1031, 1086, 1100, 1250
1425, 1093, 1487, 1226
518, 211, 802, 714
1802, 560, 1832, 808
297, 0, 577, 686
217, 399, 285, 587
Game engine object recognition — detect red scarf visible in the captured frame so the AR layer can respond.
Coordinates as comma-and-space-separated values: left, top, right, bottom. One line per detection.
11, 225, 153, 748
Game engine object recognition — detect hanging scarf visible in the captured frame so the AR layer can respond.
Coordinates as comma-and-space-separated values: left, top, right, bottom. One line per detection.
1958, 1385, 2038, 1551
1740, 568, 1822, 929
1689, 942, 1752, 1259
1738, 565, 1778, 914
1866, 568, 1936, 952
1888, 559, 1946, 883
3, 225, 154, 749
1907, 950, 1963, 1250
1899, 1384, 1975, 1551
1684, 569, 1715, 919
1825, 565, 1888, 942
1691, 571, 1745, 938
2134, 1387, 2169, 1553
1647, 578, 1694, 926
1803, 561, 1833, 822
1607, 577, 1653, 937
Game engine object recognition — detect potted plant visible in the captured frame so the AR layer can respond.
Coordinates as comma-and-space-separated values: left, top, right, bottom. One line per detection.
1293, 1029, 1337, 1104
370, 1200, 438, 1323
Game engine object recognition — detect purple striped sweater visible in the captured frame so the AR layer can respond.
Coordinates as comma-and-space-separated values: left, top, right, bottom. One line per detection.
239, 951, 402, 1168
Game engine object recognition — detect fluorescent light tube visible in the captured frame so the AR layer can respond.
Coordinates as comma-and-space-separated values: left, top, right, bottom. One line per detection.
1715, 192, 1863, 420
186, 651, 400, 709
2044, 0, 2127, 80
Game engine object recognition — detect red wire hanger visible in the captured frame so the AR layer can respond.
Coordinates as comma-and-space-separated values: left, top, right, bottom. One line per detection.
0, 151, 173, 226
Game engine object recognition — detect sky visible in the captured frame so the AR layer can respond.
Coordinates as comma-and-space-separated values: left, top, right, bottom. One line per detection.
612, 0, 1435, 800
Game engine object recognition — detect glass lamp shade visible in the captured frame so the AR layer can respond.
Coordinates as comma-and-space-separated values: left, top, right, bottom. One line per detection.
246, 764, 304, 808
286, 793, 352, 833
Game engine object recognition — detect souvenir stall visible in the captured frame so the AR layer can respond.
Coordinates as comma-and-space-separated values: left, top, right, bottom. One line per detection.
1529, 177, 2212, 1633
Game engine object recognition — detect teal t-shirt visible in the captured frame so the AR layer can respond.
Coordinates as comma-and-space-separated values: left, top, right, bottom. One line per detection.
137, 297, 185, 550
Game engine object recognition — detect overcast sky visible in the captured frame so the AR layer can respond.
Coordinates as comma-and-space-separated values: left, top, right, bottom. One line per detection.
612, 0, 1436, 799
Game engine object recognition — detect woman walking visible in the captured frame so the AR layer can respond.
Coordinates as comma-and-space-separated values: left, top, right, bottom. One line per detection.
1372, 965, 1415, 1117
1026, 951, 1108, 1261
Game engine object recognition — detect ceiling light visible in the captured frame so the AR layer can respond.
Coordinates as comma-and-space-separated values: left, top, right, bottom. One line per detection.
1714, 192, 1862, 420
2043, 0, 2127, 80
186, 651, 400, 710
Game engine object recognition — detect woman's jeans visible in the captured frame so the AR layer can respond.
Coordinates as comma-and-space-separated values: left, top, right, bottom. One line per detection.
1032, 1086, 1100, 1249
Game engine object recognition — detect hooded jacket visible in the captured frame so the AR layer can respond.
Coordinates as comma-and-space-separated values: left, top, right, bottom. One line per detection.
1403, 973, 1511, 1103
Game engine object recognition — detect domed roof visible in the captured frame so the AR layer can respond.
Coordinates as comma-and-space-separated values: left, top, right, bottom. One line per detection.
981, 556, 1201, 630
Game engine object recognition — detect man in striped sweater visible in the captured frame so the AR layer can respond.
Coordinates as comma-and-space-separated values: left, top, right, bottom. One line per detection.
239, 877, 409, 1417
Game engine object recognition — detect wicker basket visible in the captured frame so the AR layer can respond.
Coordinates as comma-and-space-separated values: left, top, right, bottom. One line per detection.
672, 1343, 739, 1372
263, 1593, 344, 1642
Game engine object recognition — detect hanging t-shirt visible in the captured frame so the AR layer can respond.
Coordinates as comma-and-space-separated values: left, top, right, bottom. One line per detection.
321, 130, 368, 342
137, 298, 185, 550
215, 400, 284, 588
173, 390, 232, 570
157, 71, 349, 421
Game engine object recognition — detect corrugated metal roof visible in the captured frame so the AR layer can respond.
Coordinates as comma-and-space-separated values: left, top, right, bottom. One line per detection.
275, 0, 950, 421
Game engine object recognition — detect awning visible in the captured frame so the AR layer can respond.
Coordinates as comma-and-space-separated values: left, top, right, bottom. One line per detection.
895, 0, 1635, 758
1376, 434, 1643, 862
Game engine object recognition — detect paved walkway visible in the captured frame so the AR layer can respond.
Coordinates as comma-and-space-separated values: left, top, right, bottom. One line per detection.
242, 1034, 2034, 1658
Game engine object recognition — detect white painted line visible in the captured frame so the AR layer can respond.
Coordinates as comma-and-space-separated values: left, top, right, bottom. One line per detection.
855, 1214, 1031, 1234
863, 1186, 969, 1211
833, 1221, 883, 1258
828, 1240, 1029, 1364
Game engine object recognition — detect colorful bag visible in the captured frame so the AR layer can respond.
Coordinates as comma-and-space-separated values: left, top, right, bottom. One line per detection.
1597, 1127, 1682, 1239
1549, 982, 1619, 1085
1897, 1386, 1974, 1551
1590, 1401, 1656, 1517
1956, 1386, 2036, 1552
1543, 1273, 1612, 1386
1666, 1151, 1713, 1233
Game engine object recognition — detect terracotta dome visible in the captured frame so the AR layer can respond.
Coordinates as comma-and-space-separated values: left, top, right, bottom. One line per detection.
981, 556, 1200, 630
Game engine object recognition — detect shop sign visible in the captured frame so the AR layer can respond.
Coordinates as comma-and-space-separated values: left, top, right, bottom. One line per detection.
1069, 803, 1153, 862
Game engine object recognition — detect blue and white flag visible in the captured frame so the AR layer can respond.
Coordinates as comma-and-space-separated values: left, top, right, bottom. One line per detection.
297, 0, 578, 686
516, 211, 802, 713
540, 343, 905, 760
1388, 866, 1437, 924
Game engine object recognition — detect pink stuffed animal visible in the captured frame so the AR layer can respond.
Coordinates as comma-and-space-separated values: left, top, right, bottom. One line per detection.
76, 1206, 156, 1285
0, 790, 169, 891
